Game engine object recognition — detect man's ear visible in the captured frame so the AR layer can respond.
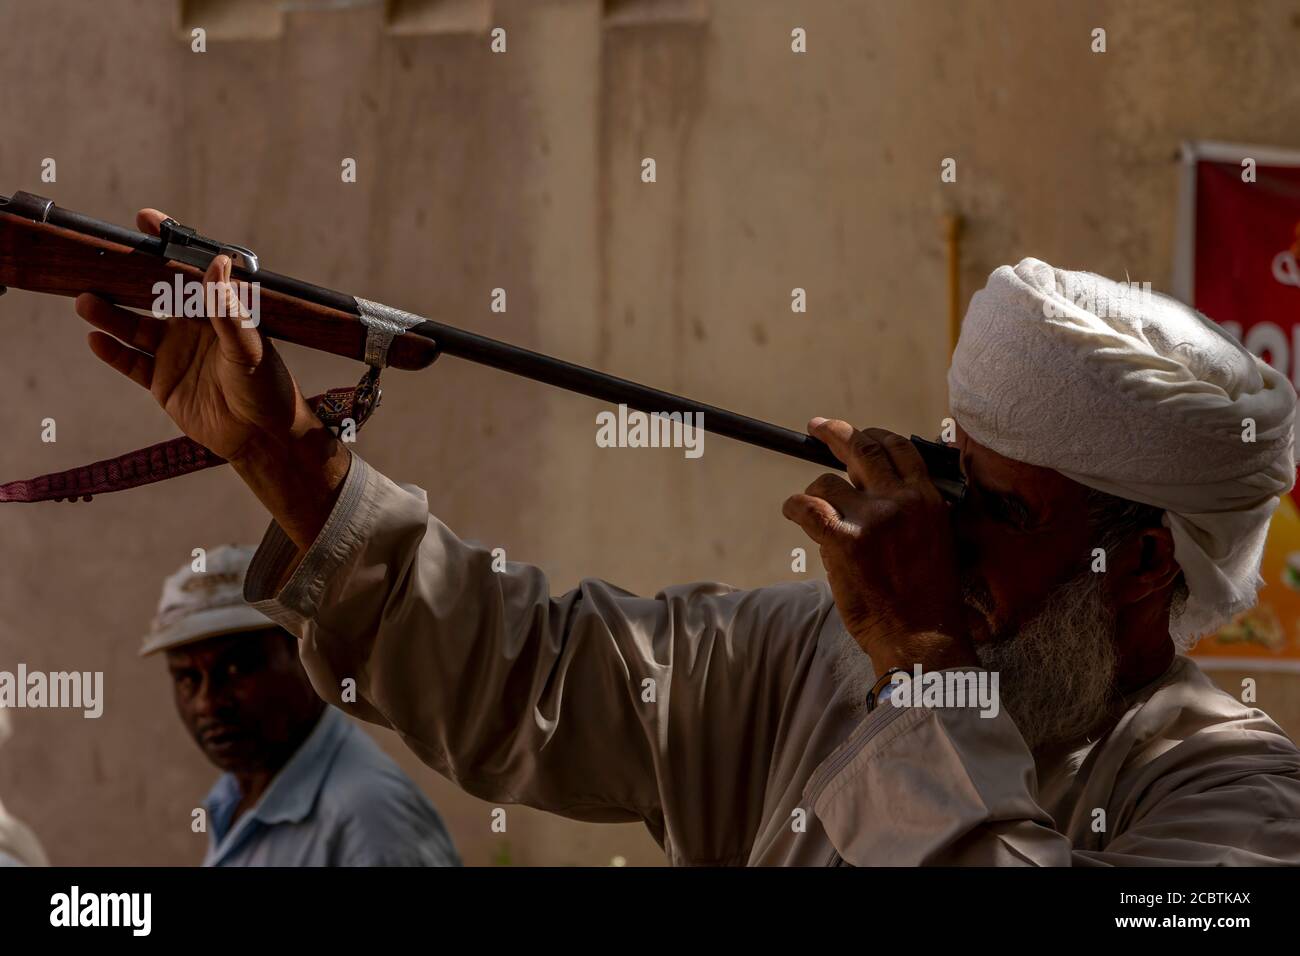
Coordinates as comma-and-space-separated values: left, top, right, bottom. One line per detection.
1109, 526, 1181, 605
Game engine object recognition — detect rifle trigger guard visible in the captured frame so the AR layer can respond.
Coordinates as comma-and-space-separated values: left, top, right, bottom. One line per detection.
354, 296, 425, 368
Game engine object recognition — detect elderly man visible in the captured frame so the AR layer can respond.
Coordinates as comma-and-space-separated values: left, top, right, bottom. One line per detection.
76, 213, 1300, 864
144, 545, 460, 867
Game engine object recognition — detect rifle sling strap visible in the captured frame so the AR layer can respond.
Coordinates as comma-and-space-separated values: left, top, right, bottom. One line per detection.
0, 375, 380, 504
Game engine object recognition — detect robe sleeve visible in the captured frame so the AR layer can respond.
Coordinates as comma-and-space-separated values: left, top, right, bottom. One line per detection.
245, 454, 835, 865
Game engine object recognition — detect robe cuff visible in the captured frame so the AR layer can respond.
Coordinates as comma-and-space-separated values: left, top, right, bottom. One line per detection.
243, 452, 375, 631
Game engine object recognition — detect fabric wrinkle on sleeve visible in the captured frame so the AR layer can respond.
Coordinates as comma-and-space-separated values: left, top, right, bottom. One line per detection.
245, 454, 382, 629
241, 454, 835, 864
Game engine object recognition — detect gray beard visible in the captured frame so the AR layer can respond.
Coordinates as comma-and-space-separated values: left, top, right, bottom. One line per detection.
831, 567, 1119, 753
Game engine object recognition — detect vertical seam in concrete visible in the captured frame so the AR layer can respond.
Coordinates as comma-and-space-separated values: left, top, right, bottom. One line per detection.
595, 3, 613, 371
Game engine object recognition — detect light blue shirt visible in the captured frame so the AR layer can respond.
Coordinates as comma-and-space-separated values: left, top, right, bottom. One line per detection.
202, 706, 460, 867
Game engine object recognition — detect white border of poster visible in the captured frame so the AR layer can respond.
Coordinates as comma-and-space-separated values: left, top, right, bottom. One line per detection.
1172, 140, 1300, 306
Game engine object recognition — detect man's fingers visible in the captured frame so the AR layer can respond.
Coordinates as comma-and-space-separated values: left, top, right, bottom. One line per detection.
87, 331, 154, 390
136, 209, 168, 236
202, 255, 262, 365
782, 492, 845, 545
75, 294, 166, 354
809, 417, 897, 490
860, 427, 931, 486
805, 472, 863, 518
135, 209, 261, 363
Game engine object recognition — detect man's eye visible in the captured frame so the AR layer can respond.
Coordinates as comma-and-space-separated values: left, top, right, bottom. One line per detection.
999, 496, 1032, 529
983, 490, 1030, 529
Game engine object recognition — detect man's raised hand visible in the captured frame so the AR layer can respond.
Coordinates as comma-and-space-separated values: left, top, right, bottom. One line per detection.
75, 208, 314, 464
73, 208, 348, 550
782, 419, 977, 674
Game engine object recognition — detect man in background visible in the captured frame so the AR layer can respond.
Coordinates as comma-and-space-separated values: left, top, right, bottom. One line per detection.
144, 545, 460, 867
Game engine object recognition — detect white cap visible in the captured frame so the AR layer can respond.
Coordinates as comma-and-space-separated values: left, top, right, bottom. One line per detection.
140, 545, 275, 657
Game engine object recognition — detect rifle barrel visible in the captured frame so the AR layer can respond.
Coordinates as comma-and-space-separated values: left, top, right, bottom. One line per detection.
3, 192, 978, 496
406, 317, 844, 469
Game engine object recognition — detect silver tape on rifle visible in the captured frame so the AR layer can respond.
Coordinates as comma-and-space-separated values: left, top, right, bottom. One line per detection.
354, 297, 425, 367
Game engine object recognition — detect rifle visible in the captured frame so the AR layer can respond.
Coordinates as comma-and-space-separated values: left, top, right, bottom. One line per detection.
0, 190, 966, 503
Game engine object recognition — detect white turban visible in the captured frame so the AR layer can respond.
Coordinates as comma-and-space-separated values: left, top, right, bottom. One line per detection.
948, 258, 1297, 648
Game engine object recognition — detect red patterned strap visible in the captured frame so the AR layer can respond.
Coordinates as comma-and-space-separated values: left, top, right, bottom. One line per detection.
0, 380, 378, 503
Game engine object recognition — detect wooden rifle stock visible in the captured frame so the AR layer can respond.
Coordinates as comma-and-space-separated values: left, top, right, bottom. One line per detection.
0, 210, 440, 371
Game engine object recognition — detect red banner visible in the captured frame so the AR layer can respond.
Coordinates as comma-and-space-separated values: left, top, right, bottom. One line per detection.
1182, 143, 1300, 669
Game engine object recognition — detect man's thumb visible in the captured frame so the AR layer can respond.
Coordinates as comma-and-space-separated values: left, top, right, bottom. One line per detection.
203, 254, 262, 364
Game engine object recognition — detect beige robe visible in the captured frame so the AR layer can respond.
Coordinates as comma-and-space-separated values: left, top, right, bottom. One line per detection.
245, 455, 1300, 866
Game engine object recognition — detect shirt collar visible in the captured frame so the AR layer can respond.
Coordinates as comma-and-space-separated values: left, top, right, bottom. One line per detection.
203, 706, 350, 836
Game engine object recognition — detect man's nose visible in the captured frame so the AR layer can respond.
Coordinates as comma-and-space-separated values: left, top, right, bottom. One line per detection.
190, 673, 234, 718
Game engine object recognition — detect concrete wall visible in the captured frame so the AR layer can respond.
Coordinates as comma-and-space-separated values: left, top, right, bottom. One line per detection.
1, 0, 1298, 865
